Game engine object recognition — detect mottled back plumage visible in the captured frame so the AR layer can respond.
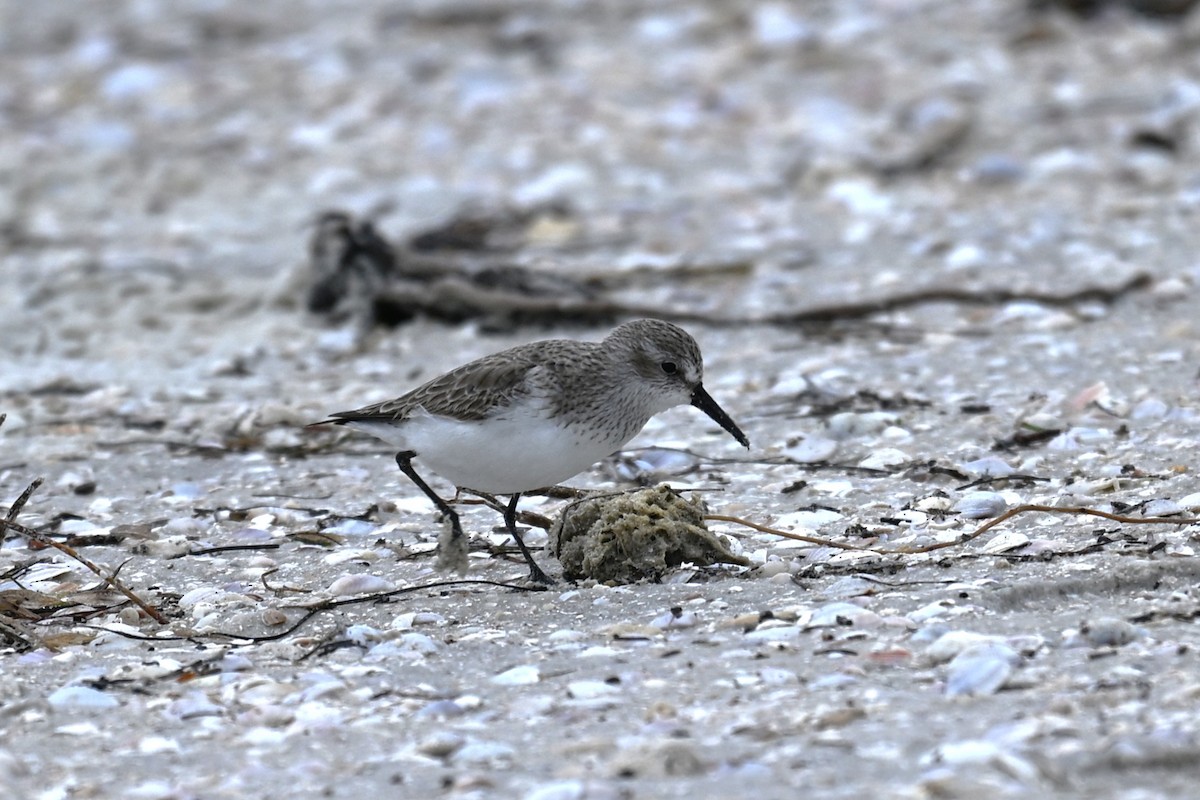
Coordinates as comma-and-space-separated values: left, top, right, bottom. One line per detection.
329, 345, 549, 423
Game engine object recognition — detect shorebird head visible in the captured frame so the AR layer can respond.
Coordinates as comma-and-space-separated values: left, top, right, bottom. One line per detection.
610, 319, 750, 449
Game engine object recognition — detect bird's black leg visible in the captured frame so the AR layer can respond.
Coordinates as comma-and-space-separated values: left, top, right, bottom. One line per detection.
503, 493, 555, 585
395, 451, 463, 554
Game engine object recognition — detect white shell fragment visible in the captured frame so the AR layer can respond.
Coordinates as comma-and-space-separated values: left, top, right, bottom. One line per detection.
491, 665, 541, 686
1073, 618, 1145, 648
926, 631, 1005, 665
980, 530, 1029, 555
525, 780, 623, 800
827, 412, 899, 439
857, 448, 909, 471
769, 509, 843, 540
47, 686, 120, 710
944, 642, 1021, 697
649, 608, 698, 629
807, 602, 884, 629
958, 457, 1016, 479
566, 680, 620, 701
953, 491, 1009, 520
783, 436, 839, 463
326, 574, 395, 597
1141, 499, 1183, 518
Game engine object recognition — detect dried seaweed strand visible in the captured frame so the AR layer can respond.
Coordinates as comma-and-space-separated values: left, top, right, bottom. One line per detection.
0, 478, 169, 624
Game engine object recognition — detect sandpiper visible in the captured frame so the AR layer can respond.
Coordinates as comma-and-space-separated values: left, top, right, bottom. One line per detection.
314, 319, 749, 583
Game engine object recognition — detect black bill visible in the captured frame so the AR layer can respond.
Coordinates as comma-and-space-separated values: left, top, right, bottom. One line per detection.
690, 384, 750, 449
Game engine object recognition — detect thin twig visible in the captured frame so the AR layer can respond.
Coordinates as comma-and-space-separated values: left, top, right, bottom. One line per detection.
5, 476, 41, 526
710, 505, 1199, 557
0, 479, 169, 624
79, 578, 541, 645
888, 505, 1198, 555
267, 578, 543, 649
706, 513, 874, 551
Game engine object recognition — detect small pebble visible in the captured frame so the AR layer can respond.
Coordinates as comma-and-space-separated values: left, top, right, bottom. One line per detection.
418, 731, 466, 758
262, 609, 288, 626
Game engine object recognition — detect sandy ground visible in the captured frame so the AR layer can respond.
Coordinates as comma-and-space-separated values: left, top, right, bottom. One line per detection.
5, 1, 1200, 798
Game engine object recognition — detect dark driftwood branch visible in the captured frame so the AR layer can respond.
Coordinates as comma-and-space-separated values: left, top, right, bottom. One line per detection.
306, 211, 1153, 332
371, 274, 1152, 329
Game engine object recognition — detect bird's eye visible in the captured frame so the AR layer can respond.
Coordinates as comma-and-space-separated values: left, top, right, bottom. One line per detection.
660, 361, 678, 375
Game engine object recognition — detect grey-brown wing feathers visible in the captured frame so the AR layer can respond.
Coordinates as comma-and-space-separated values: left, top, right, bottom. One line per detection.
327, 347, 548, 424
